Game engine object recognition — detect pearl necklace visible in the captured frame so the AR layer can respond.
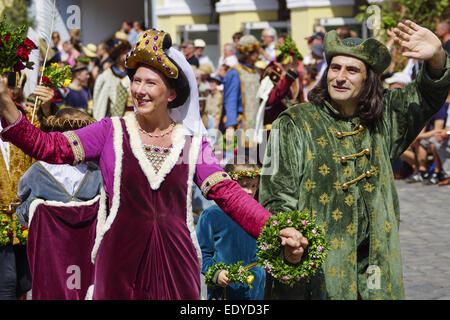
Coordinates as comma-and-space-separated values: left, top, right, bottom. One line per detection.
139, 122, 175, 138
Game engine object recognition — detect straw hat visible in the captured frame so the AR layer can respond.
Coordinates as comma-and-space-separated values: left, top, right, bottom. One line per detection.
114, 31, 128, 41
82, 43, 97, 58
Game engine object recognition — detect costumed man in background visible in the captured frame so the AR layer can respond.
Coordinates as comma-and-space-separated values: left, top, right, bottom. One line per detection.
93, 39, 132, 120
221, 35, 262, 157
261, 36, 305, 132
0, 71, 55, 299
259, 21, 450, 300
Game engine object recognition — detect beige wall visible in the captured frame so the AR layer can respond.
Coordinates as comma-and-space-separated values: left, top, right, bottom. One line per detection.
290, 6, 354, 56
219, 10, 278, 50
157, 15, 211, 45
0, 0, 14, 16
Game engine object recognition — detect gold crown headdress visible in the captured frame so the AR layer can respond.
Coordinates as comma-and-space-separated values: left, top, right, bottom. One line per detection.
125, 29, 179, 79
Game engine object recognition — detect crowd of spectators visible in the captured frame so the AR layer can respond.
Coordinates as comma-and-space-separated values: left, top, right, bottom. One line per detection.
29, 19, 450, 188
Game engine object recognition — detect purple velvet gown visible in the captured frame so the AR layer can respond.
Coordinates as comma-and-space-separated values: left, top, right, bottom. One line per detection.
92, 120, 200, 299
1, 113, 271, 300
27, 198, 99, 300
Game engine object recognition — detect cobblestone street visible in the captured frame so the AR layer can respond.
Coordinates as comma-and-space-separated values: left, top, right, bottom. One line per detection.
397, 180, 450, 300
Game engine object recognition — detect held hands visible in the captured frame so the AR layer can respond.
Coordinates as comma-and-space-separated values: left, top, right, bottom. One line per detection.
279, 227, 309, 264
393, 20, 446, 69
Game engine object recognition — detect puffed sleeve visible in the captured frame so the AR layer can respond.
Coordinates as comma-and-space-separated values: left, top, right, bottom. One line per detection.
383, 52, 450, 160
1, 113, 113, 165
1, 113, 74, 164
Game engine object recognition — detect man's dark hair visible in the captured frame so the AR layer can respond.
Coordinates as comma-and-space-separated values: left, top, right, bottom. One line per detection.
308, 63, 384, 125
232, 32, 243, 41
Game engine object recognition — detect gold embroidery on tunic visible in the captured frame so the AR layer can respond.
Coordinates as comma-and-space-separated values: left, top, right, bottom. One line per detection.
382, 221, 392, 233
319, 193, 330, 205
317, 136, 328, 148
364, 182, 375, 193
344, 194, 355, 206
306, 150, 315, 162
330, 238, 344, 249
304, 179, 316, 192
348, 251, 356, 265
332, 208, 343, 221
347, 223, 356, 236
328, 266, 338, 278
318, 164, 330, 176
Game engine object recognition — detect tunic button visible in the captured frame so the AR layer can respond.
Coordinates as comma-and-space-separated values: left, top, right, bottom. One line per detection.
364, 148, 370, 155
365, 171, 372, 178
340, 157, 347, 164
336, 131, 343, 139
359, 125, 364, 130
342, 184, 349, 191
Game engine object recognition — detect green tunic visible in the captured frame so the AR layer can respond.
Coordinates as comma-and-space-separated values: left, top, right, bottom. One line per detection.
259, 55, 450, 300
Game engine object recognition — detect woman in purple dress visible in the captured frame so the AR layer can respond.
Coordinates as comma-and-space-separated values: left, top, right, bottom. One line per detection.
0, 29, 308, 300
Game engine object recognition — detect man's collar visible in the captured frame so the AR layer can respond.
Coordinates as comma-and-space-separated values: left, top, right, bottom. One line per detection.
322, 100, 361, 125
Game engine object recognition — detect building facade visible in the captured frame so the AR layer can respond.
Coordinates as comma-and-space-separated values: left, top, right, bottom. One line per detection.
155, 0, 362, 69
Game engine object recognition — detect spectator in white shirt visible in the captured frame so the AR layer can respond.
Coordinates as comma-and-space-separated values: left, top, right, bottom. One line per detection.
259, 27, 277, 63
218, 43, 238, 68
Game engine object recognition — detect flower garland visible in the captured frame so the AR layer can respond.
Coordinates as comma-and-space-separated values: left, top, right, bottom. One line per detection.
41, 63, 72, 88
228, 169, 261, 181
0, 17, 36, 75
276, 36, 304, 65
0, 214, 13, 246
205, 261, 255, 289
257, 209, 328, 287
14, 216, 28, 246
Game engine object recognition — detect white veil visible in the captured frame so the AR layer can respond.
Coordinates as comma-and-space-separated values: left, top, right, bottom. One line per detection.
166, 47, 207, 136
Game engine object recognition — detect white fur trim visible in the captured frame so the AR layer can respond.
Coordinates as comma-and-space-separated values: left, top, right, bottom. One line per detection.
89, 186, 107, 263
28, 194, 102, 226
185, 135, 203, 271
123, 113, 186, 190
85, 285, 94, 300
91, 117, 124, 264
26, 193, 104, 301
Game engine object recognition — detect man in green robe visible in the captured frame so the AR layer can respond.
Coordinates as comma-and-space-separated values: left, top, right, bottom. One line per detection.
259, 20, 450, 300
